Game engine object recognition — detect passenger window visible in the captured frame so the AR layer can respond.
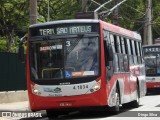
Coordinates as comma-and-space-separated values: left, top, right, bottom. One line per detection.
129, 40, 133, 55
131, 40, 136, 55
127, 39, 131, 55
113, 35, 118, 53
110, 34, 116, 53
116, 36, 121, 53
120, 37, 126, 54
124, 38, 129, 54
136, 41, 140, 56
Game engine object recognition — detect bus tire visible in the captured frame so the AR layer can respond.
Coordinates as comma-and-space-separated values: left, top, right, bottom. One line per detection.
131, 85, 140, 108
46, 110, 59, 119
123, 84, 140, 108
110, 87, 120, 114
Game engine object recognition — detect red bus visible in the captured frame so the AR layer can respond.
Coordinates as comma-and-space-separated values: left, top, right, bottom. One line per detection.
19, 19, 146, 117
143, 44, 160, 92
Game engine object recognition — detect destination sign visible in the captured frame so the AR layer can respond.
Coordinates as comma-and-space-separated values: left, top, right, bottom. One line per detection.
30, 23, 99, 37
39, 26, 91, 36
144, 47, 160, 53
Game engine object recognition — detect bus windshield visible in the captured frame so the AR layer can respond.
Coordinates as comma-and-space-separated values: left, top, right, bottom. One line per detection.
30, 36, 99, 80
144, 53, 160, 76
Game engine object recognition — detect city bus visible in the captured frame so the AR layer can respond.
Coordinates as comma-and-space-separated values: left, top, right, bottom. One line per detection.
19, 19, 146, 117
143, 44, 160, 92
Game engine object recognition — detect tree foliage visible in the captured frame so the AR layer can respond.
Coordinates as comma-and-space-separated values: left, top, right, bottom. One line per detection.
0, 0, 29, 52
0, 0, 160, 52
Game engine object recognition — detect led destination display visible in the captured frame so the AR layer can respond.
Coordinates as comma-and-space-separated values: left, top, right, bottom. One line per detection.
30, 23, 99, 36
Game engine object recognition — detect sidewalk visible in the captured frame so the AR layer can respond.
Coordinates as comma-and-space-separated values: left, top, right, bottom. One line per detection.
0, 101, 46, 120
0, 101, 29, 111
0, 91, 28, 104
0, 101, 30, 120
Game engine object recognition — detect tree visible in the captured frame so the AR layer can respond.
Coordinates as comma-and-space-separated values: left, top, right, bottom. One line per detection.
0, 0, 29, 52
37, 0, 81, 22
0, 0, 160, 52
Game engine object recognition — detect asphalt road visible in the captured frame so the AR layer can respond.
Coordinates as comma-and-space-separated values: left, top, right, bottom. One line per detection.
1, 91, 160, 120
20, 91, 160, 120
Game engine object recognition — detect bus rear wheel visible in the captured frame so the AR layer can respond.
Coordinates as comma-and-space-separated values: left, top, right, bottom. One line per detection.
131, 88, 140, 108
123, 85, 140, 108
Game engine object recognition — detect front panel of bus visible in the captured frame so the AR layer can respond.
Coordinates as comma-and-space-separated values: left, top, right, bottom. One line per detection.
143, 46, 160, 89
27, 21, 107, 111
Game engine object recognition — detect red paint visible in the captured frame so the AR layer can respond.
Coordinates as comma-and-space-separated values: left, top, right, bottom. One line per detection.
25, 20, 145, 111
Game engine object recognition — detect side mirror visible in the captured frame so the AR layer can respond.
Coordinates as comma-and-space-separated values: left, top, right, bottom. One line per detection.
18, 36, 27, 63
18, 44, 25, 63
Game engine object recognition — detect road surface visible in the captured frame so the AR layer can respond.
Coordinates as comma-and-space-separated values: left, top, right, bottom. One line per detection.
1, 92, 160, 120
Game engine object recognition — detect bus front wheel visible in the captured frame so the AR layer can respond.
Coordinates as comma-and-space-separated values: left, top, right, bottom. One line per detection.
110, 88, 120, 114
46, 110, 59, 119
131, 87, 140, 108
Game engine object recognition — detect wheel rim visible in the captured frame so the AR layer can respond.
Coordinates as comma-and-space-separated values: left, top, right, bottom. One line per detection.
116, 92, 120, 111
136, 90, 139, 104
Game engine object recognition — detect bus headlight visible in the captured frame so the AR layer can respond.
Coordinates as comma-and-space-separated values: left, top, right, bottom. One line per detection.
90, 80, 101, 93
31, 85, 40, 95
33, 89, 39, 94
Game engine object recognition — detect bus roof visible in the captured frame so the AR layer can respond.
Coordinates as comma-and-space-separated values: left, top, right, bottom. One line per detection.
29, 19, 100, 28
100, 21, 141, 40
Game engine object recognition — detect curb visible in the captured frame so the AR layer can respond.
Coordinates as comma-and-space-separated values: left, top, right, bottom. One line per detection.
0, 91, 28, 104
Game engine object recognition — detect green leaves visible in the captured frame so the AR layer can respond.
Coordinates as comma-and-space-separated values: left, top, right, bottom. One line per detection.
37, 0, 81, 22
0, 0, 160, 52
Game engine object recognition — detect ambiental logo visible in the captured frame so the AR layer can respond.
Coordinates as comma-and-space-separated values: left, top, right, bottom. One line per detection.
44, 87, 62, 93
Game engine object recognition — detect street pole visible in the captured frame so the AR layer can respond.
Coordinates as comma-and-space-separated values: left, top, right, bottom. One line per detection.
29, 0, 37, 25
112, 0, 119, 25
82, 0, 88, 12
147, 0, 152, 45
144, 0, 152, 45
48, 0, 50, 21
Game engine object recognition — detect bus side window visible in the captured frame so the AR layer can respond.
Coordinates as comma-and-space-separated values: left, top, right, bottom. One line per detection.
132, 40, 137, 64
103, 31, 114, 81
103, 29, 110, 43
109, 34, 115, 53
136, 41, 141, 64
138, 42, 143, 64
119, 36, 125, 72
134, 41, 139, 64
116, 36, 122, 53
112, 34, 120, 72
127, 39, 134, 65
103, 30, 112, 65
120, 37, 126, 54
124, 38, 129, 72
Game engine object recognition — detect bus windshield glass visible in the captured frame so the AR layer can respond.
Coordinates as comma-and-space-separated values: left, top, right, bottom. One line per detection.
30, 36, 99, 80
144, 49, 160, 76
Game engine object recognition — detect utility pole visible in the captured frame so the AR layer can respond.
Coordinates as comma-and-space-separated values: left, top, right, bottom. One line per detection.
48, 0, 50, 21
112, 0, 119, 25
82, 0, 88, 12
143, 0, 152, 45
29, 0, 37, 25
